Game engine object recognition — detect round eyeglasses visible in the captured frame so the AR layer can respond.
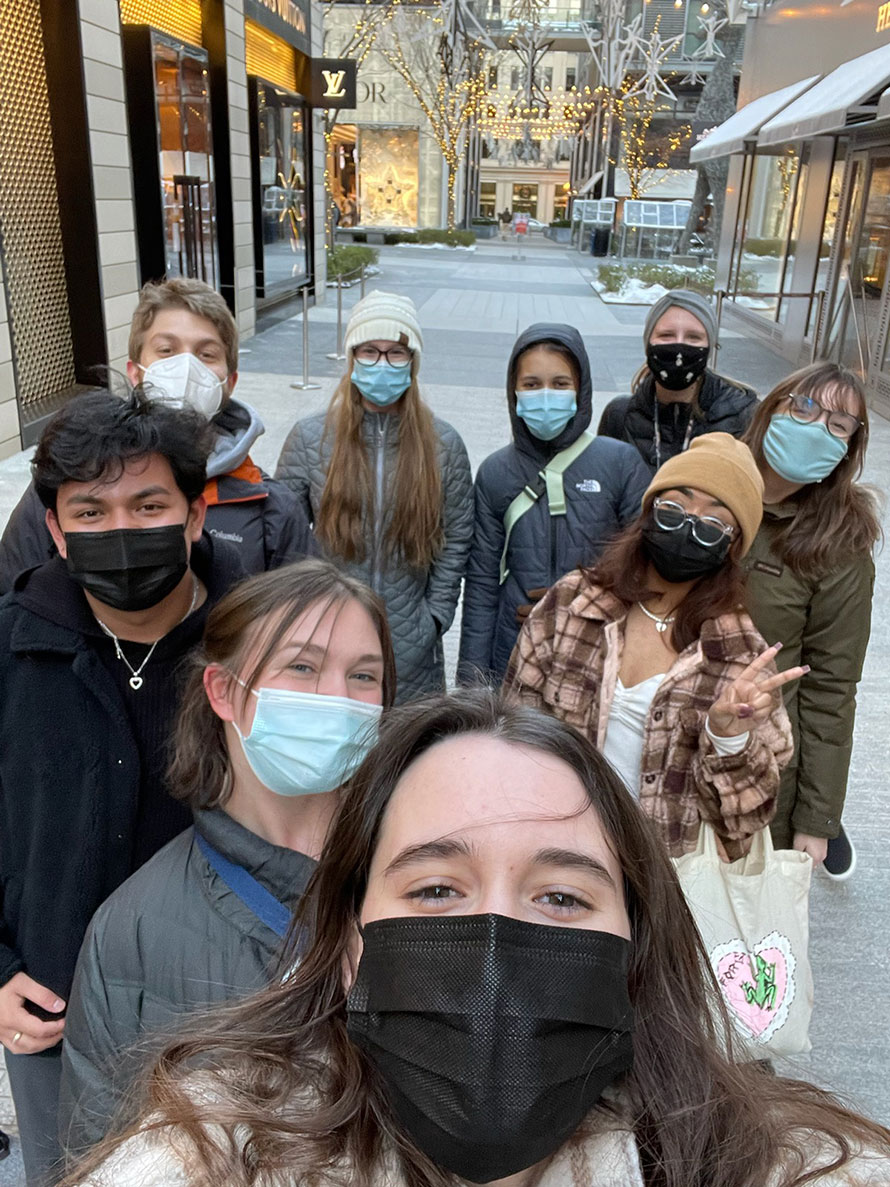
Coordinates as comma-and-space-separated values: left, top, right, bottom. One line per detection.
653, 498, 736, 548
785, 392, 862, 440
354, 344, 413, 368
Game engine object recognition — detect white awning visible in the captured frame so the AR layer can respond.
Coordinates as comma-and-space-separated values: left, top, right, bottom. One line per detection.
689, 76, 820, 163
759, 42, 890, 146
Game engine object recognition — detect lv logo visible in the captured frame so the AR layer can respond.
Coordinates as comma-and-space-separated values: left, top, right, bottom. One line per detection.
322, 69, 347, 100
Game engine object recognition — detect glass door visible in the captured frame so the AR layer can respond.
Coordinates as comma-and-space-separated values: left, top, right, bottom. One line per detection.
255, 81, 310, 297
154, 34, 218, 286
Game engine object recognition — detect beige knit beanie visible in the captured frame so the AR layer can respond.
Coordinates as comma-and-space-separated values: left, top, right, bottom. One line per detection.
344, 290, 423, 359
642, 433, 764, 554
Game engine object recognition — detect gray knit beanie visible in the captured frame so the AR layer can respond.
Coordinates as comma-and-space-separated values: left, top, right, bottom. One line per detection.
643, 289, 717, 348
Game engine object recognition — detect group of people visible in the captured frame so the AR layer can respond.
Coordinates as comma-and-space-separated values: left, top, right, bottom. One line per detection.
0, 277, 884, 1186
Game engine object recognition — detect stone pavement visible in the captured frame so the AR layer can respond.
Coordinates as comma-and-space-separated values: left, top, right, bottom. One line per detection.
0, 240, 887, 1181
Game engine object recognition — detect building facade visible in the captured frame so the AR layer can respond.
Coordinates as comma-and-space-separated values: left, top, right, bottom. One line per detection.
697, 0, 890, 416
0, 0, 327, 459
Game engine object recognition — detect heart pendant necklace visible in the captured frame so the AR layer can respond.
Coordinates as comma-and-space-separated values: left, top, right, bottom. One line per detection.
94, 574, 199, 691
637, 601, 675, 635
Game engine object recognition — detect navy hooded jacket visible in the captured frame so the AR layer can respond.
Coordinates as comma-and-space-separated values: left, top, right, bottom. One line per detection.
457, 324, 650, 685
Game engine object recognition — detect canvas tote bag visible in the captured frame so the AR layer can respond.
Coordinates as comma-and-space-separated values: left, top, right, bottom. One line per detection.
673, 824, 814, 1058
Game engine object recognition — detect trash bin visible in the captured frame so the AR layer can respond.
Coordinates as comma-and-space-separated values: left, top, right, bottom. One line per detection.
590, 227, 611, 256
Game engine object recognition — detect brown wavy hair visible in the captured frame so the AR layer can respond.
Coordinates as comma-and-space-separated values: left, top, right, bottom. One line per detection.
167, 559, 397, 810
316, 354, 443, 569
66, 691, 890, 1187
743, 362, 882, 578
588, 504, 748, 654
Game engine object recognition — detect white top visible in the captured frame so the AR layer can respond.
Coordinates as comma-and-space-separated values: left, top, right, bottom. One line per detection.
602, 675, 750, 797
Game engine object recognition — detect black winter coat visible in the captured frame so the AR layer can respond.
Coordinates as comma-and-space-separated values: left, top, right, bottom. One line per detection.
0, 399, 315, 592
0, 536, 243, 1003
59, 808, 316, 1159
457, 324, 650, 685
597, 371, 758, 473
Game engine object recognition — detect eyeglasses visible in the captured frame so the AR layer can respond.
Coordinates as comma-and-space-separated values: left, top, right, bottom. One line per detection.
354, 344, 413, 368
785, 392, 862, 440
653, 498, 736, 548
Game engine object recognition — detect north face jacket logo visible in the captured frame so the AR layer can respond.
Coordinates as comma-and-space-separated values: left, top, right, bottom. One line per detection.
575, 479, 601, 493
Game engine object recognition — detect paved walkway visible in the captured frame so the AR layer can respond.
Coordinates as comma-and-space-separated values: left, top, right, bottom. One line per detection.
0, 241, 887, 1180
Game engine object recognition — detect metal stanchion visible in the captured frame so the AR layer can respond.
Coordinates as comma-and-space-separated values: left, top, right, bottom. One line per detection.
360, 264, 367, 297
326, 274, 347, 362
291, 285, 321, 390
714, 290, 725, 356
811, 289, 826, 362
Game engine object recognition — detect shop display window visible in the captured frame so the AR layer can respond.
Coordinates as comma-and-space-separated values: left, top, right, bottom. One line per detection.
733, 147, 800, 319
479, 182, 497, 218
512, 183, 538, 217
808, 149, 847, 338
255, 81, 310, 297
358, 128, 419, 227
330, 125, 359, 226
154, 38, 218, 286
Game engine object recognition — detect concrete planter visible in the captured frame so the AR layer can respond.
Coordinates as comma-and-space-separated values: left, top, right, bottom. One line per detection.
471, 223, 498, 239
545, 226, 572, 243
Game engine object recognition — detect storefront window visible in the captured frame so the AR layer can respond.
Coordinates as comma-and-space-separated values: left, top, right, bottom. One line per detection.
329, 125, 358, 226
512, 183, 538, 217
255, 82, 309, 296
154, 38, 217, 285
777, 153, 809, 326
479, 182, 497, 218
735, 147, 799, 318
358, 128, 419, 227
808, 149, 846, 338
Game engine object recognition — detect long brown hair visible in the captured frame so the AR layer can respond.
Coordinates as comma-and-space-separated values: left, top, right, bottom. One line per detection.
68, 691, 890, 1187
743, 362, 882, 578
316, 354, 444, 569
167, 559, 397, 810
589, 509, 748, 653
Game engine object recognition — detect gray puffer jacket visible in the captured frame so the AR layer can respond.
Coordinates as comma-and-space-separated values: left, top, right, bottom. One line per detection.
275, 407, 473, 702
58, 808, 316, 1163
458, 325, 650, 686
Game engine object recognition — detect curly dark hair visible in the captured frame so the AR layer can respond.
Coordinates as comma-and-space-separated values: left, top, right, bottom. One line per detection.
32, 387, 213, 511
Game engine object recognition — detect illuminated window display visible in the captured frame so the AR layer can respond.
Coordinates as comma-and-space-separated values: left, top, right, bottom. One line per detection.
358, 128, 419, 227
253, 80, 310, 298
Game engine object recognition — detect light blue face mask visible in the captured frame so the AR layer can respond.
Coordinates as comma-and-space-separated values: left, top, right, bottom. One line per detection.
762, 414, 848, 485
351, 359, 412, 407
234, 686, 382, 797
515, 388, 577, 442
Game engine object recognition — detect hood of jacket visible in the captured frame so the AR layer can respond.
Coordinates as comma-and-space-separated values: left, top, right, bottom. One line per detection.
506, 324, 592, 461
208, 397, 265, 479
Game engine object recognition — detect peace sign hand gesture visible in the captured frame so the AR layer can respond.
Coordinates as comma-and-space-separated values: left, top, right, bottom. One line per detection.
708, 643, 809, 740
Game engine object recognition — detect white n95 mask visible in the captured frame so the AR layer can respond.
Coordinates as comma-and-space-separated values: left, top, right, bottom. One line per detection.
140, 353, 226, 418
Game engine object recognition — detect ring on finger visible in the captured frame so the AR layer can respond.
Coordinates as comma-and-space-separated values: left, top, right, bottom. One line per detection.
12, 1032, 22, 1044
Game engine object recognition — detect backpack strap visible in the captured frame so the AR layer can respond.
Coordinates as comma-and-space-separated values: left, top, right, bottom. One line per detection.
499, 431, 593, 585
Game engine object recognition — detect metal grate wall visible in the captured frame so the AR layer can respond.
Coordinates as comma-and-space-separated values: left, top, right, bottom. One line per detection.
0, 0, 75, 408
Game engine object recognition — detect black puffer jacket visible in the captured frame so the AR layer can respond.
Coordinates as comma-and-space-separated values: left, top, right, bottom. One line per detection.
597, 371, 758, 473
457, 324, 650, 685
0, 398, 316, 592
59, 808, 317, 1160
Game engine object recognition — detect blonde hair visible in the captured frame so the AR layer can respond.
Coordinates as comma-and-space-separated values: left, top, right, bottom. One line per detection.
316, 355, 444, 569
128, 278, 239, 374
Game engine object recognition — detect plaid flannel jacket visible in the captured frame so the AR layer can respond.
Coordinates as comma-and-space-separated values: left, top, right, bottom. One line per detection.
503, 569, 793, 859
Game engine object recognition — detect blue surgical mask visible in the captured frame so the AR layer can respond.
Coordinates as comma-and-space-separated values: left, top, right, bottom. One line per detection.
514, 388, 578, 441
234, 686, 382, 797
351, 360, 411, 407
763, 414, 848, 485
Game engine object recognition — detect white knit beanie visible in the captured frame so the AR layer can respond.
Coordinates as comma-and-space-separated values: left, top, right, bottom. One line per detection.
344, 290, 423, 359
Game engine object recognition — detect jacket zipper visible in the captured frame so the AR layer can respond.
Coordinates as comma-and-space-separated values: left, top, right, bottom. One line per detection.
369, 415, 388, 593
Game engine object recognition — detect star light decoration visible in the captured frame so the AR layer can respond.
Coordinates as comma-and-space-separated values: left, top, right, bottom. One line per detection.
692, 13, 729, 58
625, 21, 685, 101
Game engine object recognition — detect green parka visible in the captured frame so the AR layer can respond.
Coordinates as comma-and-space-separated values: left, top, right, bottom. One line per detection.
745, 502, 875, 844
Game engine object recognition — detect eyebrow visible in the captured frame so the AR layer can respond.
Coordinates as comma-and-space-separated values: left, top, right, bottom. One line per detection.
674, 486, 729, 512
281, 641, 383, 664
64, 485, 172, 507
383, 838, 617, 890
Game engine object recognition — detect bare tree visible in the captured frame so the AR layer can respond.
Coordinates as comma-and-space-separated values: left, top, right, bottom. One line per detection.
374, 0, 492, 228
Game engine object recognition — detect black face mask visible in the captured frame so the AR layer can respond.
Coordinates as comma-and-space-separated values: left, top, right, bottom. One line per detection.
646, 342, 709, 391
64, 524, 189, 612
346, 914, 634, 1184
641, 514, 730, 584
